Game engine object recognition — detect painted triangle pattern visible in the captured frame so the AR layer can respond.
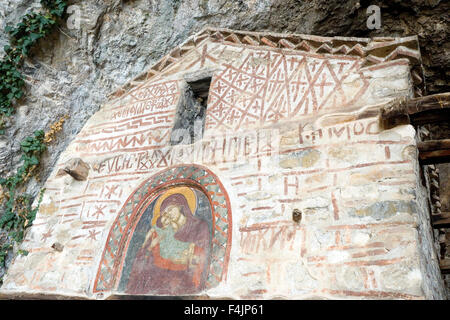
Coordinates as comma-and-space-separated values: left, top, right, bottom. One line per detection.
205, 50, 368, 131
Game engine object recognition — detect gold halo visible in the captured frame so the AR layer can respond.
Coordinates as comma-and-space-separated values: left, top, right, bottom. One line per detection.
151, 187, 197, 226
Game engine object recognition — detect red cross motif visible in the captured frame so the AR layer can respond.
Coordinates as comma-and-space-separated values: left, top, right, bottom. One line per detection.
41, 228, 53, 242
204, 50, 368, 132
88, 230, 101, 241
315, 73, 334, 97
93, 205, 106, 219
104, 185, 119, 199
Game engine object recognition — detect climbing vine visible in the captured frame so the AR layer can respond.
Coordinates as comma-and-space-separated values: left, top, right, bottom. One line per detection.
0, 116, 67, 283
0, 0, 69, 284
0, 0, 68, 134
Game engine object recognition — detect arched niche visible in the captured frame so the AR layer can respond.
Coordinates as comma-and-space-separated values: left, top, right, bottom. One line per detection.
92, 164, 232, 295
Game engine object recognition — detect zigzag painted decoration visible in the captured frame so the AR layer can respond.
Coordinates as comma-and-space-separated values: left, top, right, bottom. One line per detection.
107, 28, 424, 101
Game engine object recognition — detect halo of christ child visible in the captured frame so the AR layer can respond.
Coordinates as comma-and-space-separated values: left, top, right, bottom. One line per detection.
121, 186, 212, 295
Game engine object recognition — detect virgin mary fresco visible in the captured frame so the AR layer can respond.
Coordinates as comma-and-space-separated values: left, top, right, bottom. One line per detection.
120, 186, 212, 295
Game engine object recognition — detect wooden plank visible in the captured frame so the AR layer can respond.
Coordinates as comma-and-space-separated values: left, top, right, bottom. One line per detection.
410, 109, 450, 126
432, 212, 450, 229
433, 218, 450, 229
418, 139, 450, 152
418, 139, 450, 165
440, 259, 450, 275
406, 92, 450, 114
380, 93, 450, 129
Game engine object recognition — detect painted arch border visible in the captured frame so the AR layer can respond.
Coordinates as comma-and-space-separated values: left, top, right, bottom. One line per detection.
92, 164, 233, 294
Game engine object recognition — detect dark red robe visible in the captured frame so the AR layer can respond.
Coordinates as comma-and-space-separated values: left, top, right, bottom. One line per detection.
125, 193, 210, 295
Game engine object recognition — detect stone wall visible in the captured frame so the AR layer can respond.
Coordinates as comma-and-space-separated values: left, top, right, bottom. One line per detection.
0, 0, 448, 202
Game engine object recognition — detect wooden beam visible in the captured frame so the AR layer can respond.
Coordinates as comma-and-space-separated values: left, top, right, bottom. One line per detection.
418, 139, 450, 165
432, 212, 450, 229
406, 92, 450, 115
440, 259, 450, 275
410, 109, 450, 126
380, 93, 450, 129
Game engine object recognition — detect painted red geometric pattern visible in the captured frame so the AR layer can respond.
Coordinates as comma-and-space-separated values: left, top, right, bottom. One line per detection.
205, 50, 369, 131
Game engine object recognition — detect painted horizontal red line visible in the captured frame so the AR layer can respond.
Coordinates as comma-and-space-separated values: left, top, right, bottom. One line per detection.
378, 180, 416, 186
321, 288, 423, 300
231, 173, 269, 180
280, 139, 410, 155
79, 144, 163, 157
82, 225, 106, 230
199, 148, 275, 160
90, 171, 151, 180
326, 221, 415, 230
327, 241, 385, 251
247, 289, 268, 295
77, 256, 94, 261
82, 221, 107, 229
61, 219, 76, 224
313, 257, 405, 267
236, 257, 255, 262
362, 58, 410, 72
351, 248, 387, 259
278, 198, 303, 203
59, 194, 98, 203
102, 177, 141, 183
239, 220, 299, 232
59, 204, 81, 210
251, 206, 274, 211
56, 213, 78, 217
241, 271, 264, 277
83, 220, 107, 224
281, 168, 323, 176
306, 185, 329, 193
282, 160, 411, 177
86, 200, 121, 204
25, 247, 53, 253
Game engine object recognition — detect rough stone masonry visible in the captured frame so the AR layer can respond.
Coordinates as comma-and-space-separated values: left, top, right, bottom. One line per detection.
0, 28, 446, 299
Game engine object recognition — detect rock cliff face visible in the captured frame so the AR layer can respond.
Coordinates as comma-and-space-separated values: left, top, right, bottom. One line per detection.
0, 0, 448, 289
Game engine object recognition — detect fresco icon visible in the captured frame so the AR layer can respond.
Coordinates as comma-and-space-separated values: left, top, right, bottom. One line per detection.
118, 186, 213, 295
93, 165, 232, 295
